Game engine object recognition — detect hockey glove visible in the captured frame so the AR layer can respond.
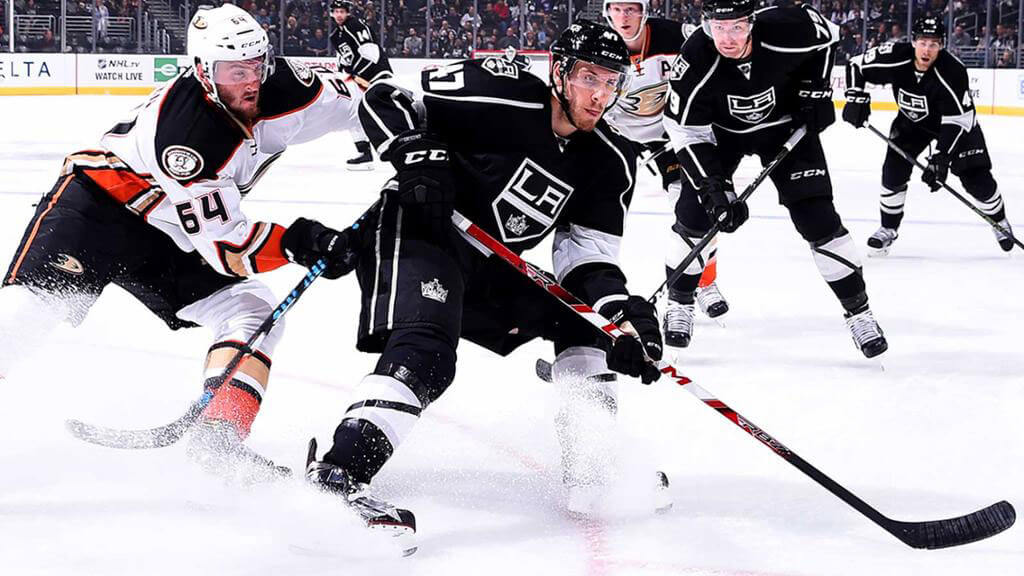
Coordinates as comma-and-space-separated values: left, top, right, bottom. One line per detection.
281, 217, 359, 279
796, 81, 836, 134
600, 296, 663, 384
842, 88, 871, 128
697, 176, 748, 233
921, 152, 950, 192
390, 130, 456, 241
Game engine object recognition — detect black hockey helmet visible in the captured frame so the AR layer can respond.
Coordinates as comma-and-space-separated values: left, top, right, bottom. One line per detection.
701, 0, 756, 21
550, 19, 631, 128
912, 15, 946, 40
330, 0, 355, 12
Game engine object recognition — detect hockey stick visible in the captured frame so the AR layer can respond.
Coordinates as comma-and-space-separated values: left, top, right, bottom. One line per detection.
65, 259, 329, 449
640, 125, 808, 314
453, 209, 1015, 550
866, 123, 1022, 251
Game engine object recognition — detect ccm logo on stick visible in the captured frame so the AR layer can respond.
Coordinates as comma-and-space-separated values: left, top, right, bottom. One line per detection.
791, 169, 827, 180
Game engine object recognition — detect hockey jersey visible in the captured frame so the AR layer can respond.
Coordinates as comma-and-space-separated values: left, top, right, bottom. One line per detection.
604, 17, 687, 144
420, 54, 640, 309
330, 16, 393, 86
663, 5, 839, 186
846, 43, 976, 155
63, 58, 362, 277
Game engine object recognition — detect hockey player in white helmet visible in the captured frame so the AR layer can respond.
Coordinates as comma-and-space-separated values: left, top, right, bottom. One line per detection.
603, 0, 730, 350
0, 3, 416, 478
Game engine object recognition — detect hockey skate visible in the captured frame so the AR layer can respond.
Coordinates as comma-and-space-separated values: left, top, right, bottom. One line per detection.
345, 142, 374, 171
844, 306, 888, 359
696, 282, 730, 320
185, 419, 291, 484
866, 227, 898, 257
993, 218, 1015, 252
663, 299, 695, 348
304, 439, 417, 556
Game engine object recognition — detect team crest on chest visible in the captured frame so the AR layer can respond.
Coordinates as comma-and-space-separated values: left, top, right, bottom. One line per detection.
727, 87, 776, 124
337, 44, 355, 67
897, 88, 929, 122
492, 158, 574, 243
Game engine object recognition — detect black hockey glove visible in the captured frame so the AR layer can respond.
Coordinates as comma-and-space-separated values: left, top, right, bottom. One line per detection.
389, 130, 456, 241
796, 81, 836, 134
600, 296, 663, 384
842, 88, 871, 128
697, 176, 748, 233
921, 152, 950, 192
280, 217, 359, 279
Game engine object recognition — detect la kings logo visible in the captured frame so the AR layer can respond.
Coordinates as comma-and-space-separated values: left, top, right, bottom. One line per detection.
727, 87, 776, 124
337, 44, 355, 68
897, 88, 929, 122
492, 158, 573, 243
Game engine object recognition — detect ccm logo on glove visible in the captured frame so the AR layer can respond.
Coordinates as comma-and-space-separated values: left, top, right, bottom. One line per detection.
403, 149, 448, 164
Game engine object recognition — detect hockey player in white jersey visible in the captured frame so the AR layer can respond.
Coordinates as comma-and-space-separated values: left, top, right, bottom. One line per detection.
602, 0, 729, 348
0, 4, 393, 476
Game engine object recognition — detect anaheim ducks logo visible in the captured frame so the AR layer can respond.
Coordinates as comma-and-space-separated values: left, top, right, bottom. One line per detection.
50, 253, 85, 276
619, 82, 670, 117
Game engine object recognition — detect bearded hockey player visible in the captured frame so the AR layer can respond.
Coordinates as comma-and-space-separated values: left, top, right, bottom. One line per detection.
844, 15, 1015, 254
603, 0, 730, 345
330, 0, 392, 170
303, 21, 668, 552
662, 0, 888, 358
0, 4, 382, 476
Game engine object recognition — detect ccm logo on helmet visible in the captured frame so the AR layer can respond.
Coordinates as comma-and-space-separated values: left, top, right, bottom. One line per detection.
404, 150, 448, 163
791, 169, 827, 180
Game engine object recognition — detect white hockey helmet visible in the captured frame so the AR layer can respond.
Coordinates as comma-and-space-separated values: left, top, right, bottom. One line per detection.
603, 0, 649, 42
187, 4, 272, 103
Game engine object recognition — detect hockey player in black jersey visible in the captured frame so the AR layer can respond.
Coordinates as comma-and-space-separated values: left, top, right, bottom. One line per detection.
843, 15, 1015, 254
304, 21, 669, 545
602, 0, 731, 345
663, 0, 888, 358
330, 0, 392, 170
0, 4, 379, 478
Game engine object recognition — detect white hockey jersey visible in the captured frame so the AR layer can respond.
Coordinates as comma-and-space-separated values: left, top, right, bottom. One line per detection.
604, 18, 687, 145
62, 58, 361, 277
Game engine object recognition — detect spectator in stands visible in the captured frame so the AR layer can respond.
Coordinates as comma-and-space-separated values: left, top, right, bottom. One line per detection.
890, 22, 906, 43
461, 5, 480, 32
493, 0, 511, 34
496, 24, 518, 50
952, 24, 972, 47
403, 27, 423, 56
94, 0, 109, 42
308, 27, 330, 56
996, 47, 1016, 67
284, 14, 303, 54
263, 21, 280, 55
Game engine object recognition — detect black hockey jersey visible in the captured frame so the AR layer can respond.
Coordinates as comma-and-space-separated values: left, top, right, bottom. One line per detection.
664, 5, 839, 186
420, 54, 640, 308
605, 17, 687, 144
330, 16, 392, 86
846, 43, 975, 155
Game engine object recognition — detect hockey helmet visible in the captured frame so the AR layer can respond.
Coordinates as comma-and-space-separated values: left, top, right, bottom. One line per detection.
550, 19, 632, 127
187, 4, 272, 104
603, 0, 649, 42
912, 15, 946, 41
702, 0, 756, 21
331, 0, 355, 12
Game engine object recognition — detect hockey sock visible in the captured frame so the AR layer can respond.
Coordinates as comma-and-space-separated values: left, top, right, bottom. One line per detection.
809, 229, 868, 313
962, 172, 1006, 222
665, 224, 712, 301
879, 184, 907, 230
201, 371, 264, 440
697, 258, 717, 289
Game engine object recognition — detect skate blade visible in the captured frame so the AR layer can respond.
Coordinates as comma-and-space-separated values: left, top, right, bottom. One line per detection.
346, 163, 375, 172
368, 522, 417, 557
867, 245, 891, 258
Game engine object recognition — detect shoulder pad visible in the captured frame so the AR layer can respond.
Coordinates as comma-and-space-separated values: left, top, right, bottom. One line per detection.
154, 76, 243, 184
258, 58, 324, 119
672, 33, 716, 81
645, 18, 686, 53
421, 57, 547, 105
756, 5, 839, 51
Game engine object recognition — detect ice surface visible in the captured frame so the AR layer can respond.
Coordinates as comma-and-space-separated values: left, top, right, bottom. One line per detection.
0, 96, 1021, 575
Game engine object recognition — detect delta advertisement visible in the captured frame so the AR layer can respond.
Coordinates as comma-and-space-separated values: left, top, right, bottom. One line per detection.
1, 52, 1022, 115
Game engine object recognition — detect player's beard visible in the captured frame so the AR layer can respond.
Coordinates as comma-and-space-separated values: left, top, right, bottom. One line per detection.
566, 90, 607, 132
219, 83, 261, 122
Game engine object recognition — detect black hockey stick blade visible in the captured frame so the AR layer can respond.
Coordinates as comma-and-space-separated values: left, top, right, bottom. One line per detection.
885, 500, 1015, 550
65, 400, 204, 449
